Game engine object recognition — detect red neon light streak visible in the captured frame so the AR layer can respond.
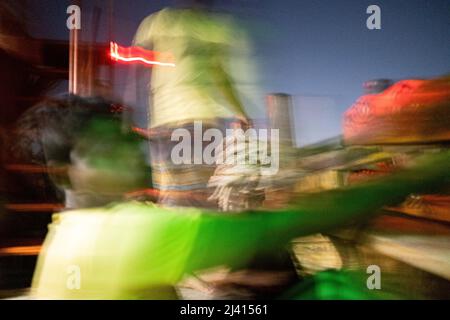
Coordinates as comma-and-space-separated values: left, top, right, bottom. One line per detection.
110, 42, 175, 67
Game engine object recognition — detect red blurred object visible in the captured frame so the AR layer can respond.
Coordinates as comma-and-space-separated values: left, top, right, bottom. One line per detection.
344, 76, 450, 145
109, 42, 175, 67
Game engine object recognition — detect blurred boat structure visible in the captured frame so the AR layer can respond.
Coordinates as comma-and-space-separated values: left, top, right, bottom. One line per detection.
344, 75, 450, 145
290, 76, 450, 298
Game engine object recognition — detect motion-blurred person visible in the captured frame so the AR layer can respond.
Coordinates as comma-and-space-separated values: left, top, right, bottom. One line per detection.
30, 145, 450, 299
3, 95, 146, 214
0, 94, 150, 293
129, 0, 260, 208
38, 96, 150, 209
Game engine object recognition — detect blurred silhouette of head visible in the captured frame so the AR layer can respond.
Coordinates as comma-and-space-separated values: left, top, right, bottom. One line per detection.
35, 95, 152, 208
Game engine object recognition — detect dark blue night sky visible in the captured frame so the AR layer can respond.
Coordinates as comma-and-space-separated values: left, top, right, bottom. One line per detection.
27, 0, 450, 145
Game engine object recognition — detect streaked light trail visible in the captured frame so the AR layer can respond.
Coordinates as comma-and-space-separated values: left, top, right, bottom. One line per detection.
110, 42, 175, 67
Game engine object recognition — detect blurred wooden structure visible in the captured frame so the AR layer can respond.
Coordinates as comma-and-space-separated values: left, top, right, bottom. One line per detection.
0, 1, 114, 294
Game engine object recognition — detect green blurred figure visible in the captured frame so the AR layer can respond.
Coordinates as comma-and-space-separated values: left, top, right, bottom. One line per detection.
31, 147, 450, 299
34, 96, 151, 209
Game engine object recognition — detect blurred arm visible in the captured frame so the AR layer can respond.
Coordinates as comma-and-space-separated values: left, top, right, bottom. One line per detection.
186, 151, 450, 272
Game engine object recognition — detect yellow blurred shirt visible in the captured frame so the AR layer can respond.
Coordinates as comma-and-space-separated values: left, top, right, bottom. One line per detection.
133, 8, 258, 128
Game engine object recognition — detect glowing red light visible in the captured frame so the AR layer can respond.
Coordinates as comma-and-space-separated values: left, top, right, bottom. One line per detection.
110, 42, 175, 67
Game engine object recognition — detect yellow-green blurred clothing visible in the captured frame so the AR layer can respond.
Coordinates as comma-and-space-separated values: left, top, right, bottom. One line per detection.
31, 152, 450, 299
133, 8, 257, 128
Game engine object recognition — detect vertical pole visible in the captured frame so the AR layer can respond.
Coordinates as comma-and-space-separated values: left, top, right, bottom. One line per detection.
266, 93, 295, 147
68, 1, 81, 95
69, 29, 74, 93
73, 27, 79, 95
87, 6, 101, 96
